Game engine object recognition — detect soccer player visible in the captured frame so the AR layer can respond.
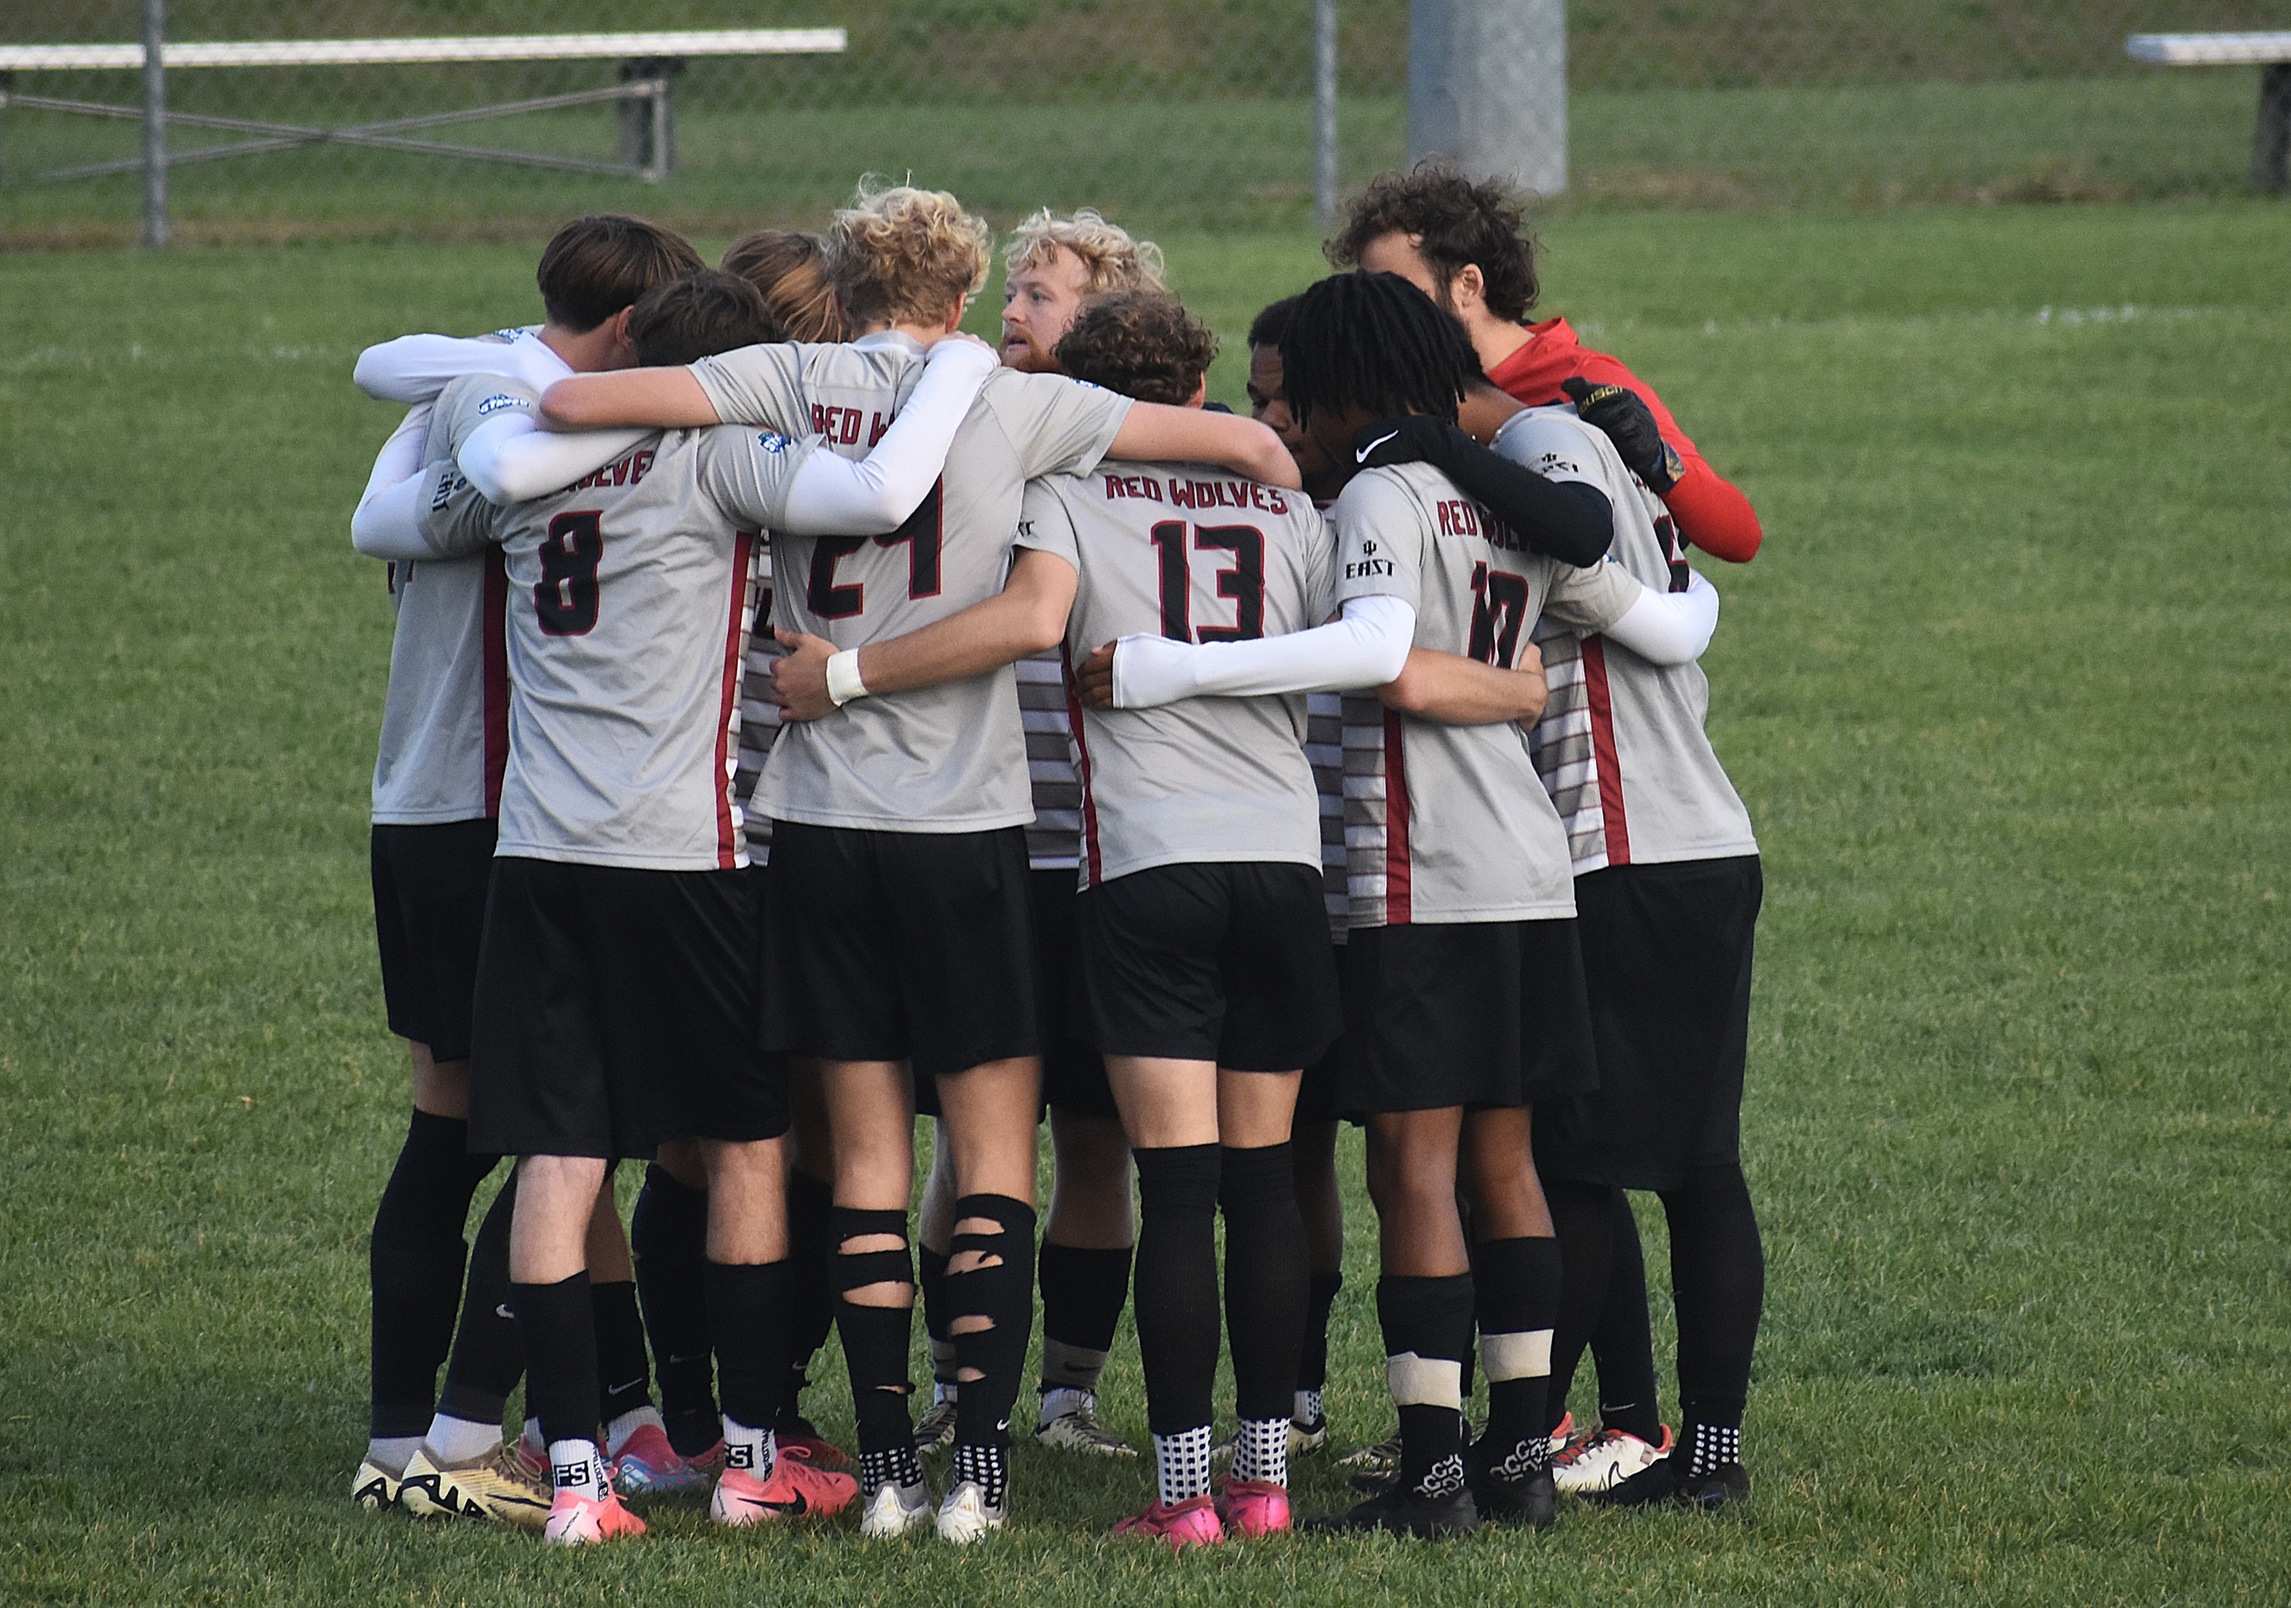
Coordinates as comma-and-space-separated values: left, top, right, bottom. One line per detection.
917, 205, 1170, 1461
1491, 404, 1765, 1514
373, 268, 999, 1545
1083, 272, 1719, 1537
721, 228, 849, 343
539, 182, 1298, 1543
1030, 292, 1339, 1544
1327, 163, 1763, 564
346, 215, 702, 1519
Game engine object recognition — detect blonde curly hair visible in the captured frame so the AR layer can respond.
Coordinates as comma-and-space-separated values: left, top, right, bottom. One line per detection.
827, 179, 992, 331
1002, 207, 1166, 298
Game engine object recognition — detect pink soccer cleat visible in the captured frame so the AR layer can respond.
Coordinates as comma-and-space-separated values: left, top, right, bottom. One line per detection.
542, 1486, 648, 1546
709, 1457, 860, 1526
1111, 1494, 1225, 1549
1215, 1478, 1292, 1538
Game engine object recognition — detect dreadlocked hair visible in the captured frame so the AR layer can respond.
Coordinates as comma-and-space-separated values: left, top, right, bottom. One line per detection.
1277, 272, 1482, 429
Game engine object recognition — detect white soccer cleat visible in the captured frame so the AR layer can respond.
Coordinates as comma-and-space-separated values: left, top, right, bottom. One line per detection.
935, 1478, 1008, 1544
1035, 1391, 1137, 1459
858, 1474, 936, 1539
1552, 1423, 1673, 1496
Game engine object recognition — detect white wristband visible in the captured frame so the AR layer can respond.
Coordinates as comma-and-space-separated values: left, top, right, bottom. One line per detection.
825, 648, 869, 707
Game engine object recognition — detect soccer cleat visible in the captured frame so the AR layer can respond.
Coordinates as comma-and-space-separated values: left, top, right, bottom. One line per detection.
858, 1474, 936, 1539
776, 1416, 856, 1471
1035, 1391, 1138, 1458
351, 1457, 401, 1512
1337, 1426, 1401, 1473
515, 1421, 547, 1478
542, 1486, 647, 1546
913, 1394, 958, 1454
1588, 1454, 1679, 1509
709, 1458, 860, 1526
1469, 1463, 1557, 1530
935, 1478, 1009, 1544
1672, 1461, 1751, 1514
612, 1421, 714, 1496
1214, 1478, 1292, 1538
1292, 1412, 1330, 1458
1304, 1480, 1479, 1538
1111, 1494, 1225, 1548
1548, 1411, 1577, 1458
400, 1445, 553, 1527
1553, 1423, 1673, 1497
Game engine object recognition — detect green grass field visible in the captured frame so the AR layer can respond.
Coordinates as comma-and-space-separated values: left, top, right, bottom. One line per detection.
3, 198, 2289, 1604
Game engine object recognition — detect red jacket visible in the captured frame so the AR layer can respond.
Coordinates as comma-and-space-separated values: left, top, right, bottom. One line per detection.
1485, 317, 1762, 562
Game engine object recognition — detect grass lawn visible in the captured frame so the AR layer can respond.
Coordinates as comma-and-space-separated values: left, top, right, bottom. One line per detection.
2, 198, 2288, 1604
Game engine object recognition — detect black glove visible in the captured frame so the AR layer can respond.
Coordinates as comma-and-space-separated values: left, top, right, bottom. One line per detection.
1561, 376, 1685, 494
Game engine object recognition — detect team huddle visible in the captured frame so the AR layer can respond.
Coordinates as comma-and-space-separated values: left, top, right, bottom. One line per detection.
345, 165, 1767, 1548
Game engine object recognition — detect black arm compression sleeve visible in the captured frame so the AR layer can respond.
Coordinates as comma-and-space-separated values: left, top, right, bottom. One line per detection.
1358, 417, 1614, 568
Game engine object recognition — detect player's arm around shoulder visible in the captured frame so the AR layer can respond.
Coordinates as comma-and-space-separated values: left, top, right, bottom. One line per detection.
1547, 552, 1720, 668
769, 480, 1080, 724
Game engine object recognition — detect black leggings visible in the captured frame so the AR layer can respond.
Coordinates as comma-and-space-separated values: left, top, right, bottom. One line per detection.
1545, 1163, 1764, 1436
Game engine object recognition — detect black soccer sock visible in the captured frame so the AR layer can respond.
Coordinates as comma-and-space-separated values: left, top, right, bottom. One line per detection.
1541, 1177, 1615, 1440
948, 1194, 1038, 1450
1299, 1268, 1344, 1396
1590, 1190, 1663, 1444
1662, 1162, 1763, 1457
630, 1164, 718, 1457
369, 1109, 499, 1439
782, 1168, 836, 1427
436, 1173, 523, 1429
1131, 1145, 1222, 1439
591, 1279, 653, 1431
1219, 1143, 1308, 1429
511, 1271, 600, 1454
831, 1206, 921, 1481
706, 1257, 793, 1473
1377, 1272, 1475, 1501
1473, 1235, 1562, 1474
1037, 1240, 1133, 1394
917, 1244, 958, 1390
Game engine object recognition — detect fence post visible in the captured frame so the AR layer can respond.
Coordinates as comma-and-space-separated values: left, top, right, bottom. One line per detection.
140, 0, 168, 246
2253, 64, 2290, 194
1314, 0, 1339, 229
1407, 0, 1566, 195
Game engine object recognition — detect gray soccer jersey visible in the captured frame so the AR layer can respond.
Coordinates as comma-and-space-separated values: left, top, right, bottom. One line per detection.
1499, 408, 1759, 874
367, 331, 569, 826
691, 334, 1132, 833
1017, 650, 1081, 870
731, 534, 787, 862
424, 375, 818, 872
1329, 460, 1643, 927
1016, 463, 1334, 887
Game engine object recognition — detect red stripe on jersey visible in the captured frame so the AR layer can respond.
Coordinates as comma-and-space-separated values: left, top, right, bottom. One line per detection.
1382, 707, 1412, 925
481, 549, 509, 819
1581, 636, 1631, 866
713, 532, 757, 870
1061, 644, 1104, 887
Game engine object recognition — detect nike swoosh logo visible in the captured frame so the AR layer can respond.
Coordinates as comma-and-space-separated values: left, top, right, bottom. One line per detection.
607, 1376, 645, 1396
494, 1304, 514, 1320
1357, 430, 1399, 463
733, 1490, 809, 1517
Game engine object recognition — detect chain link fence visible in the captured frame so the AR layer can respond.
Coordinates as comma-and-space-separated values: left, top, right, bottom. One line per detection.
2, 2, 2284, 247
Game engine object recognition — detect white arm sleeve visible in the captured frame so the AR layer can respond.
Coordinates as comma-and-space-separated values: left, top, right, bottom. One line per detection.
353, 406, 429, 530
777, 340, 999, 534
1112, 594, 1418, 709
350, 471, 437, 561
458, 410, 650, 504
355, 334, 488, 404
1598, 569, 1720, 666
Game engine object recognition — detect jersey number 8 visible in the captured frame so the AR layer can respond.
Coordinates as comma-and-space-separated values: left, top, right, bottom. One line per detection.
536, 511, 604, 637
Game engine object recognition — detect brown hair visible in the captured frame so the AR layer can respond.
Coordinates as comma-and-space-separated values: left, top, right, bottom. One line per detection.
1002, 208, 1166, 297
826, 180, 992, 331
1326, 162, 1541, 323
535, 214, 706, 333
720, 229, 846, 343
1052, 291, 1218, 407
627, 270, 785, 368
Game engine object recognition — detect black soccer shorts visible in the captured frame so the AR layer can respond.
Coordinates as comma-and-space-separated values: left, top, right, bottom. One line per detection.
370, 818, 498, 1064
